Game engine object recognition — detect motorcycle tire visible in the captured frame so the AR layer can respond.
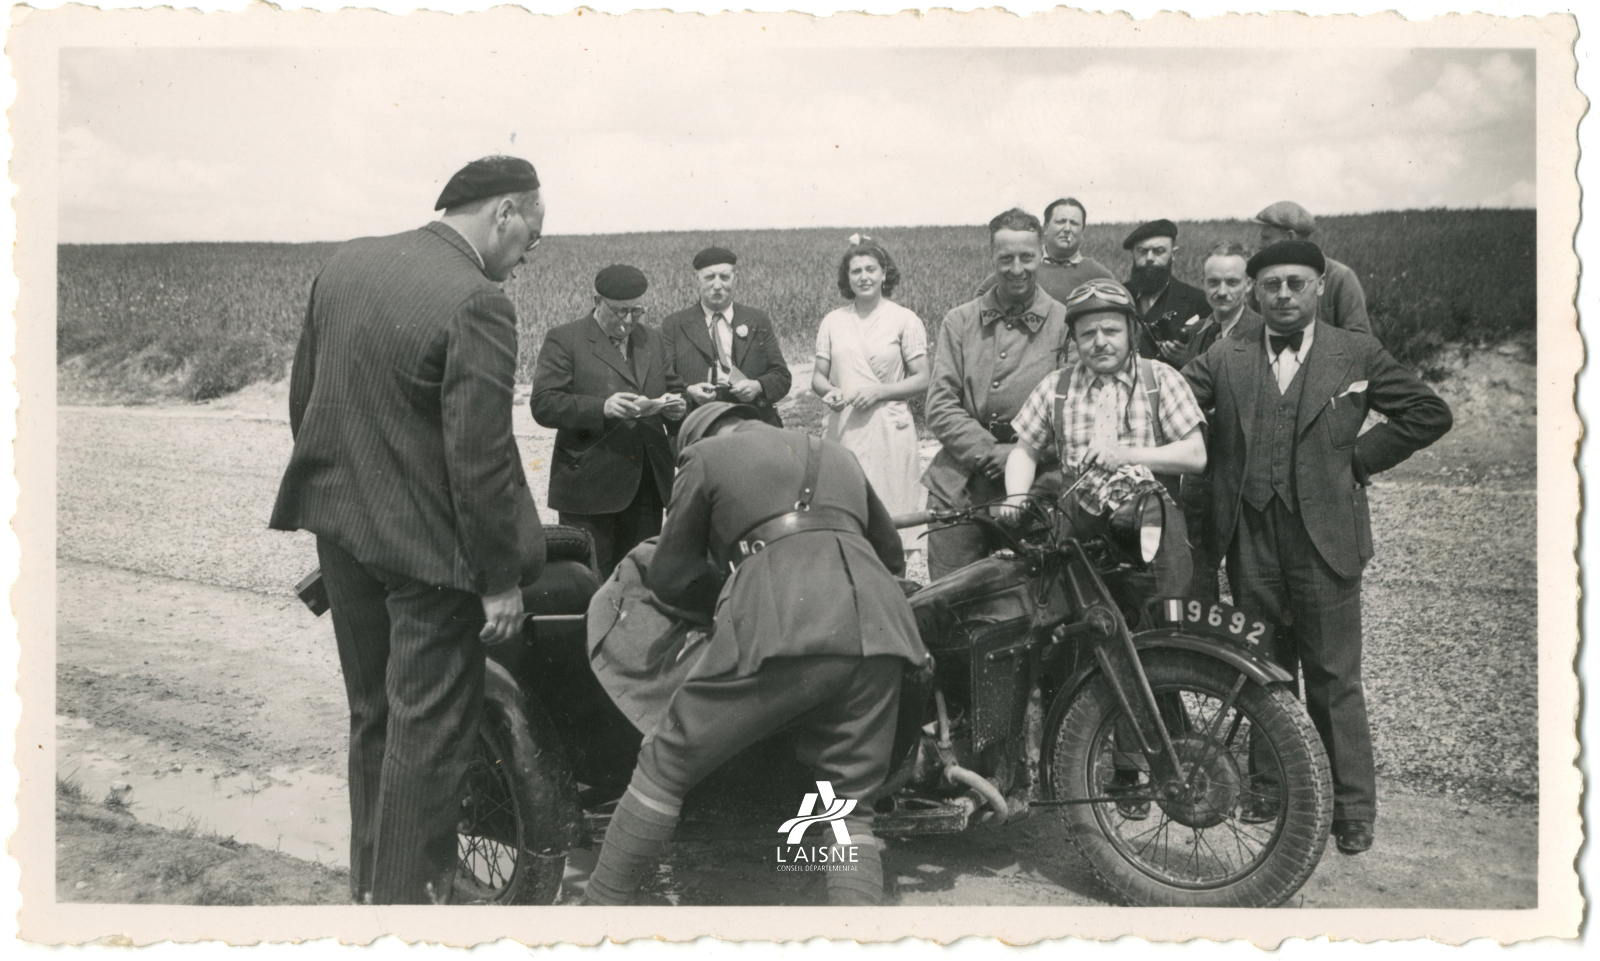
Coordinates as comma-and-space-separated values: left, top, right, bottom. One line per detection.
543, 524, 598, 570
454, 701, 567, 904
1044, 649, 1332, 908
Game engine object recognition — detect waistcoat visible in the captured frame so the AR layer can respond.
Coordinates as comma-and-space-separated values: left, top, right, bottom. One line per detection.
1241, 361, 1307, 512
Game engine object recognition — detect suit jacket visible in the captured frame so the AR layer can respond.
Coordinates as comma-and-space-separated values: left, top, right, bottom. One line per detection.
1130, 276, 1213, 362
659, 302, 793, 426
1183, 321, 1452, 579
530, 314, 676, 515
270, 222, 542, 596
648, 421, 927, 680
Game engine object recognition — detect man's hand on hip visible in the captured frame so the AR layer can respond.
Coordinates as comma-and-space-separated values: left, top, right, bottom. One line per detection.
480, 586, 524, 647
976, 444, 1012, 480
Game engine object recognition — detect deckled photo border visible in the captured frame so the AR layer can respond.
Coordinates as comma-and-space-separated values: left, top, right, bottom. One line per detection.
6, 2, 1586, 948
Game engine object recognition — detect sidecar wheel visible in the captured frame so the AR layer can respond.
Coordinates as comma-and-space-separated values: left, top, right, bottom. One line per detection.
454, 706, 567, 904
1044, 649, 1332, 908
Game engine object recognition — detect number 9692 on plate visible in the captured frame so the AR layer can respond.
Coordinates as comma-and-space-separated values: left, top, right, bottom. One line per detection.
1151, 597, 1276, 651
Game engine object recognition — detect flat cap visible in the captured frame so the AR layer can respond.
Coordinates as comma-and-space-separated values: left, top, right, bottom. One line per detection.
434, 156, 540, 211
1254, 200, 1317, 236
692, 246, 738, 271
1122, 219, 1178, 250
678, 401, 761, 449
594, 264, 649, 300
1247, 240, 1326, 278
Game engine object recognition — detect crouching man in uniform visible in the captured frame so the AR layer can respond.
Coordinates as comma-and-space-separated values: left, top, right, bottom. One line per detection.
583, 401, 929, 907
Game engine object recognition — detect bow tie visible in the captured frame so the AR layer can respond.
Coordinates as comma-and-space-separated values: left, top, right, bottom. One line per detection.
1269, 331, 1304, 356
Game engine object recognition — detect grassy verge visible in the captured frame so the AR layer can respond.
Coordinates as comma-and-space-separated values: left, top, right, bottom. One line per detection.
56, 777, 350, 905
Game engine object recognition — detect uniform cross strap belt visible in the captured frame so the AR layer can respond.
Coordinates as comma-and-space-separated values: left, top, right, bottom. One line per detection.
731, 507, 863, 566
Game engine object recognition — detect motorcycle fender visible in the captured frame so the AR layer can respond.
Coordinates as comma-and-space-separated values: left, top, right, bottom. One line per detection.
1052, 628, 1294, 717
1132, 629, 1295, 686
484, 659, 585, 854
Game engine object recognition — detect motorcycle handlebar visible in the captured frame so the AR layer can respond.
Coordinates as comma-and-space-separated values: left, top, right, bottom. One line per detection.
892, 510, 936, 529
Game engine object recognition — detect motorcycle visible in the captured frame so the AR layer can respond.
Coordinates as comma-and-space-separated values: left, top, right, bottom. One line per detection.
309, 489, 1334, 907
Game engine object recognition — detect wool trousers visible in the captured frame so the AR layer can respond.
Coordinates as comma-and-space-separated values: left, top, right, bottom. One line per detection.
317, 537, 487, 904
1227, 498, 1375, 822
560, 472, 663, 580
590, 655, 904, 904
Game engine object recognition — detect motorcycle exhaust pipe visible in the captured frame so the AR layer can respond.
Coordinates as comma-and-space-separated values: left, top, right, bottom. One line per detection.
933, 689, 1012, 825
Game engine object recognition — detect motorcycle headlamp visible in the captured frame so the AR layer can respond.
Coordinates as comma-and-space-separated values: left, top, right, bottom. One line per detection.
1109, 490, 1165, 565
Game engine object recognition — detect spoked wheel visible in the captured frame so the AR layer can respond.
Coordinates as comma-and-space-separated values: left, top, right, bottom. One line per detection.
1044, 649, 1332, 907
454, 713, 565, 904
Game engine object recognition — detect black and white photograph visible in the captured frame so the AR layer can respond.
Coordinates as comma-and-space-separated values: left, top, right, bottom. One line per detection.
8, 2, 1585, 947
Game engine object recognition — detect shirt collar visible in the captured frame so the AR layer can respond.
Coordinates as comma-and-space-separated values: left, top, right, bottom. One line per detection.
1043, 250, 1084, 267
979, 286, 1051, 332
702, 303, 732, 326
1265, 320, 1315, 360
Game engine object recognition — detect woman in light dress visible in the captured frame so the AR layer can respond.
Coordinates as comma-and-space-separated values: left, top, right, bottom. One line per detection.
811, 237, 930, 553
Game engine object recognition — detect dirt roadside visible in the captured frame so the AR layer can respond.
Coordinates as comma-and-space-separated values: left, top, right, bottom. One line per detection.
55, 351, 1538, 906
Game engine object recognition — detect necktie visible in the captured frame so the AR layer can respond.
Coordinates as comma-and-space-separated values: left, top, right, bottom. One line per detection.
711, 313, 733, 382
611, 334, 628, 364
1271, 331, 1303, 393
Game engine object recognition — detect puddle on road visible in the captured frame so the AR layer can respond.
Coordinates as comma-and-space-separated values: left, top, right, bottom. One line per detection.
56, 715, 350, 868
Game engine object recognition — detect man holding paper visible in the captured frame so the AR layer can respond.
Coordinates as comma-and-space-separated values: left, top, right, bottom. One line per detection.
1182, 240, 1451, 856
531, 264, 685, 577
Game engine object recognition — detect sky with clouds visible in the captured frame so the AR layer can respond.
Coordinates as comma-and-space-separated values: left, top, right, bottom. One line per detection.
58, 44, 1535, 243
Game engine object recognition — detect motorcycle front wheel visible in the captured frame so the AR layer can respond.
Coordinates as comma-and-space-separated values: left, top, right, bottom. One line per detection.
454, 707, 566, 904
1044, 649, 1332, 908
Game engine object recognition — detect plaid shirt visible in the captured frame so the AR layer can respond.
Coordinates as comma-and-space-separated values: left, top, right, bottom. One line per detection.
1011, 357, 1205, 514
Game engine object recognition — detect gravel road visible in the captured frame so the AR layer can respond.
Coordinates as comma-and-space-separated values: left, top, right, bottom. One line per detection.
55, 356, 1539, 906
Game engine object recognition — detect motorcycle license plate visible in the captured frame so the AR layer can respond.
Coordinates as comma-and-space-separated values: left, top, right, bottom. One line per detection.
1152, 597, 1275, 652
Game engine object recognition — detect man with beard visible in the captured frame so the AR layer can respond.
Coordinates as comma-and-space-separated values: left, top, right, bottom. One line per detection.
1179, 242, 1263, 600
974, 197, 1116, 323
660, 246, 793, 428
1250, 201, 1372, 335
1183, 240, 1451, 855
922, 207, 1071, 580
1123, 219, 1212, 366
530, 265, 686, 578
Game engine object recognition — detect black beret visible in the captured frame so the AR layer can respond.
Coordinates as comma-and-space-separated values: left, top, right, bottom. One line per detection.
1246, 240, 1326, 278
594, 264, 649, 300
1122, 219, 1178, 250
434, 156, 540, 211
692, 246, 738, 271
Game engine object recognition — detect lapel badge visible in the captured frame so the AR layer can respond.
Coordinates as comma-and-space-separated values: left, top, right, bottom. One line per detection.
735, 324, 750, 339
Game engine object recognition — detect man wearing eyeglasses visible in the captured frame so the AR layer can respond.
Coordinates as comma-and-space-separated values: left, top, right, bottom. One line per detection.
270, 156, 548, 903
531, 265, 686, 578
1183, 240, 1452, 857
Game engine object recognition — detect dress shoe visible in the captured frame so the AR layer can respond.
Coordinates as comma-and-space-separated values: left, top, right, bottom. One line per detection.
1237, 793, 1281, 825
1333, 818, 1374, 854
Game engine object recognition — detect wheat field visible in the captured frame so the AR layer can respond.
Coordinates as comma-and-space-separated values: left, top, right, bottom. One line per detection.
58, 209, 1534, 402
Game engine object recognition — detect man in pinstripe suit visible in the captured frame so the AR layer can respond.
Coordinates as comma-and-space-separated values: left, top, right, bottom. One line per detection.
270, 157, 547, 903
